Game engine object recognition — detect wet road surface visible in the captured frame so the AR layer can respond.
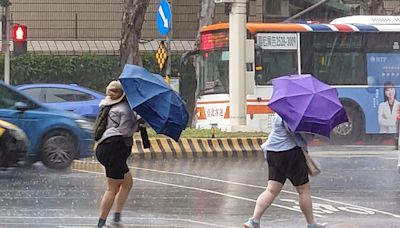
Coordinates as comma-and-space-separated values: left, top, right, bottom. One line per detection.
0, 146, 399, 228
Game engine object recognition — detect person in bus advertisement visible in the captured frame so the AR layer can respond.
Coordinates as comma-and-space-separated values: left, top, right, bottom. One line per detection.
367, 53, 400, 134
378, 81, 400, 133
244, 113, 327, 228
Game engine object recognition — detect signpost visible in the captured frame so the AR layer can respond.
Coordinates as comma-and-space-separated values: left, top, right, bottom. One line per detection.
155, 41, 167, 71
156, 0, 171, 84
157, 0, 171, 36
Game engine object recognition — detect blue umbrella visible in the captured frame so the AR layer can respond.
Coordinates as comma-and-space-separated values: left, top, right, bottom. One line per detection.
268, 74, 348, 137
119, 64, 188, 141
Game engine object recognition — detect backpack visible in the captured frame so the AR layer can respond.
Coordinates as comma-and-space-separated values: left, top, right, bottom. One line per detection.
93, 105, 113, 141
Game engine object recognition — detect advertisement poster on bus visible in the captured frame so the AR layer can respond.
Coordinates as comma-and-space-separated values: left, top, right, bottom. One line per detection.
367, 53, 400, 133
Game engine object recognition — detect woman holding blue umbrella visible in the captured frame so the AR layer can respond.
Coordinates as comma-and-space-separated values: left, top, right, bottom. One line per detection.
244, 113, 327, 228
95, 80, 138, 228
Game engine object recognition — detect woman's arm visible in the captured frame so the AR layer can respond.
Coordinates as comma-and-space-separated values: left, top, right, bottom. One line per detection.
282, 121, 308, 151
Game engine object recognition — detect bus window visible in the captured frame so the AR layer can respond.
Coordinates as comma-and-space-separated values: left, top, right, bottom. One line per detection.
255, 50, 297, 85
313, 52, 366, 85
366, 33, 400, 52
311, 33, 366, 85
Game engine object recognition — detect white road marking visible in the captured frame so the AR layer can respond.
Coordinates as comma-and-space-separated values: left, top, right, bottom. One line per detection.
126, 165, 400, 218
74, 169, 319, 217
74, 160, 400, 218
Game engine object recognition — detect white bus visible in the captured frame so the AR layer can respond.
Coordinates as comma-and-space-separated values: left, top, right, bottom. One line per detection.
191, 16, 400, 143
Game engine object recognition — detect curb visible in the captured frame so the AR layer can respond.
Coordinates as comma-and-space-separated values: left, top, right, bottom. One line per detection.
72, 158, 102, 172
131, 137, 266, 160
72, 138, 267, 171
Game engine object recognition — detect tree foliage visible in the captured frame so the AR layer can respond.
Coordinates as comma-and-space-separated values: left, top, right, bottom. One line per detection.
359, 0, 385, 15
1, 53, 181, 92
0, 0, 10, 7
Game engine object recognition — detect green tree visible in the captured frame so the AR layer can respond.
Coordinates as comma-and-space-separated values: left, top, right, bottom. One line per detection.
0, 0, 10, 7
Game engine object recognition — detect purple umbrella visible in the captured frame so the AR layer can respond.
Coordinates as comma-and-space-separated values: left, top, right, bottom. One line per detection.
268, 74, 348, 137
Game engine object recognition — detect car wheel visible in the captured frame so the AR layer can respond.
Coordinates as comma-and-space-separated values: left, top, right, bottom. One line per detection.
331, 103, 364, 144
41, 130, 76, 169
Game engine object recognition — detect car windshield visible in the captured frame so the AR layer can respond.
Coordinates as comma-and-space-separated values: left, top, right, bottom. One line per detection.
0, 84, 36, 109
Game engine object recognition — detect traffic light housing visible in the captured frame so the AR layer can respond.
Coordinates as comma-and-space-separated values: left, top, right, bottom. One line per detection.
12, 24, 27, 55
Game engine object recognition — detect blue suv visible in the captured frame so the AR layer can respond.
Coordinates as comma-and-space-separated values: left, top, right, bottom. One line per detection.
16, 83, 105, 121
0, 81, 94, 169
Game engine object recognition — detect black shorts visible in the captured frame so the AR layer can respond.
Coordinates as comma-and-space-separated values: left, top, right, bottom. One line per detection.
96, 136, 131, 179
266, 146, 309, 186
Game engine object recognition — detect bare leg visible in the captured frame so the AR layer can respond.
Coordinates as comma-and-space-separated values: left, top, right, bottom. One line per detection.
295, 182, 314, 224
114, 171, 133, 213
99, 178, 123, 219
252, 180, 283, 220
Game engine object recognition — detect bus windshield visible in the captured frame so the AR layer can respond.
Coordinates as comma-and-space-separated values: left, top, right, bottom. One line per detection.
197, 50, 229, 96
255, 49, 298, 85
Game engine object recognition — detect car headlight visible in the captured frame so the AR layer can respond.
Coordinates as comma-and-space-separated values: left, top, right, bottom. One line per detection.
75, 119, 93, 131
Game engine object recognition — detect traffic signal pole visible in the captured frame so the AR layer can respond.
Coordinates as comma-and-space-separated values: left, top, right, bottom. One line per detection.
4, 4, 10, 84
166, 35, 171, 84
1, 1, 10, 85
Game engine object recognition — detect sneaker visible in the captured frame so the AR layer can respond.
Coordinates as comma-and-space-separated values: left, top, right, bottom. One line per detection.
110, 221, 127, 228
243, 218, 260, 228
307, 223, 327, 228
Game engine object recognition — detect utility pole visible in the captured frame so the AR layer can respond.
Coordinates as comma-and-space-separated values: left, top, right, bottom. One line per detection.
165, 26, 171, 84
215, 0, 248, 131
1, 0, 10, 84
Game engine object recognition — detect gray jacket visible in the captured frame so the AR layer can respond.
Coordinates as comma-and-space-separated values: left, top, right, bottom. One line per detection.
97, 100, 138, 145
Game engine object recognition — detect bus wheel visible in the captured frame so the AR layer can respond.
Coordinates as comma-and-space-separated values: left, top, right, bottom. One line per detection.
331, 104, 364, 144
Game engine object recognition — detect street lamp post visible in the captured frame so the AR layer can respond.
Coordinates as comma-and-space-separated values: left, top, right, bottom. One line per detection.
215, 0, 248, 131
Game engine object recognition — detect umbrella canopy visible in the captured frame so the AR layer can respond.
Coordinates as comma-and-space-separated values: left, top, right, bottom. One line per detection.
119, 64, 188, 141
268, 74, 348, 137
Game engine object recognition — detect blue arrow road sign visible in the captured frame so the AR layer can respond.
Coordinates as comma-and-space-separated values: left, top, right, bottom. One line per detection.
157, 0, 171, 36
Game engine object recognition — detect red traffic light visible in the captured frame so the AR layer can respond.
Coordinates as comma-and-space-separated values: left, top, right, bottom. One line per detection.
12, 25, 27, 42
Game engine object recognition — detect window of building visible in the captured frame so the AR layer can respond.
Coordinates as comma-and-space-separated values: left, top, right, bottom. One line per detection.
265, 0, 281, 15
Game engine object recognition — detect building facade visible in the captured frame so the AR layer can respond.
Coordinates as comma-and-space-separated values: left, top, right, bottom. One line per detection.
9, 0, 262, 41
7, 0, 400, 51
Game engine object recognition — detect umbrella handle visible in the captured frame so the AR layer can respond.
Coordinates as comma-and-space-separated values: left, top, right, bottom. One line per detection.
140, 127, 151, 149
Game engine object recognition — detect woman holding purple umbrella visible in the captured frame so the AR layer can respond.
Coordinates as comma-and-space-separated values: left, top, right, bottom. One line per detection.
244, 113, 327, 228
